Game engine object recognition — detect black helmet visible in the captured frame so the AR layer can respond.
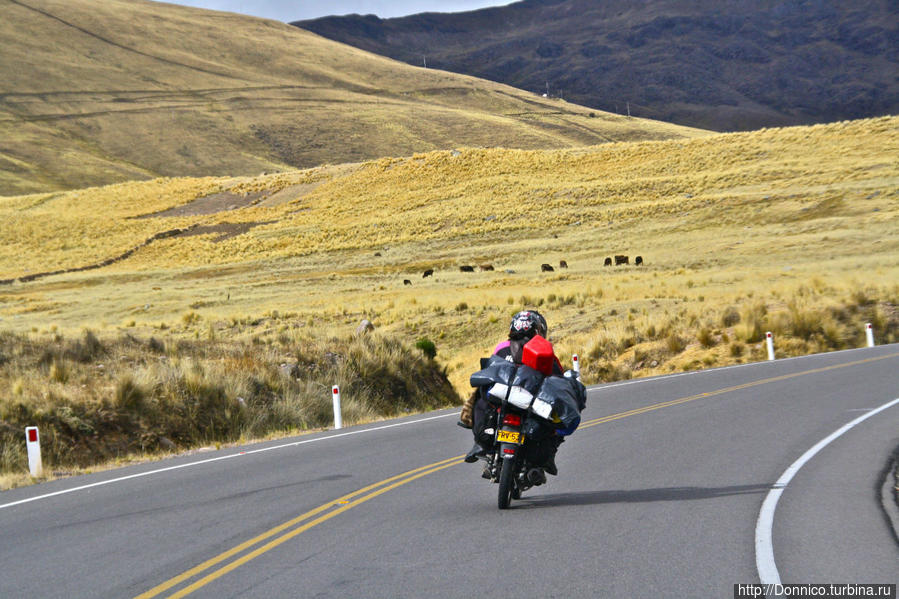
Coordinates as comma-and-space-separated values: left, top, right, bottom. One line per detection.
509, 310, 548, 341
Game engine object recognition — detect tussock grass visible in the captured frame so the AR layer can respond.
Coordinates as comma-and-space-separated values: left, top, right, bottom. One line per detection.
0, 116, 897, 480
0, 329, 457, 486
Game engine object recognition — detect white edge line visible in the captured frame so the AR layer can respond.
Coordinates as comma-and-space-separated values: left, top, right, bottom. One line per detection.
0, 412, 457, 511
754, 396, 899, 585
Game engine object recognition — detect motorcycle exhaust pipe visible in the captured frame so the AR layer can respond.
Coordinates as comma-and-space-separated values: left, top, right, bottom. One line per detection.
526, 468, 546, 486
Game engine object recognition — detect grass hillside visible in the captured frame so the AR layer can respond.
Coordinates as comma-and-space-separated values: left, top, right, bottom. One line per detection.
298, 0, 899, 131
1, 116, 897, 484
0, 0, 702, 196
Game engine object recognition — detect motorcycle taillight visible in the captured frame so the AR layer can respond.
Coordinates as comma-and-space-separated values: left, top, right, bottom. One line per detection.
502, 414, 522, 427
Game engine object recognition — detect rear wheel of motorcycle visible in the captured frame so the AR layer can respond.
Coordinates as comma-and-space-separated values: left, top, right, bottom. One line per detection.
498, 458, 515, 509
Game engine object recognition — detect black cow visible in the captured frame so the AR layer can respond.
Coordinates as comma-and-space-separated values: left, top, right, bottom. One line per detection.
604, 257, 612, 266
541, 263, 555, 272
559, 260, 568, 269
423, 269, 434, 278
635, 256, 644, 266
460, 265, 475, 272
403, 279, 412, 286
614, 255, 629, 265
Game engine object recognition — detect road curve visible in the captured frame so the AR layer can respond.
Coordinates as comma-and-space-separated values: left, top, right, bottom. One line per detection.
1, 344, 897, 598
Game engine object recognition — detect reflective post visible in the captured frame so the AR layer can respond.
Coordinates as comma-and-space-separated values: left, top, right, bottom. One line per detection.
332, 385, 342, 430
25, 427, 42, 477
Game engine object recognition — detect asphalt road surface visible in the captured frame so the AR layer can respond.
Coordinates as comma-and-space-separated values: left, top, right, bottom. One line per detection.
2, 344, 897, 598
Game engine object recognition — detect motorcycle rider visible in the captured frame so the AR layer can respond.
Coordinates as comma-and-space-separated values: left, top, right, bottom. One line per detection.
458, 310, 557, 428
462, 309, 565, 474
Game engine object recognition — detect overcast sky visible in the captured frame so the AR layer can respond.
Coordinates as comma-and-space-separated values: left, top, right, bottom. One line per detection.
163, 1, 516, 22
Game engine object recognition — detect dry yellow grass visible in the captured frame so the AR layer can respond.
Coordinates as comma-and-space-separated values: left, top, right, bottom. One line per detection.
1, 116, 897, 393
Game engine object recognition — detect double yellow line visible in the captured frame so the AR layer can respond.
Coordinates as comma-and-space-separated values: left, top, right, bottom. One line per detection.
138, 351, 897, 597
135, 456, 464, 598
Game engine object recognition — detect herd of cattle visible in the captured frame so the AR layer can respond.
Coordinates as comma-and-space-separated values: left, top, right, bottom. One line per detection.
402, 255, 644, 285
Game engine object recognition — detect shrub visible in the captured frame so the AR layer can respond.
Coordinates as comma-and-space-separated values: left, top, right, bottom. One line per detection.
850, 288, 875, 307
735, 302, 767, 343
720, 306, 741, 327
114, 375, 146, 412
415, 338, 437, 359
49, 359, 69, 384
666, 332, 686, 354
67, 330, 105, 363
586, 359, 632, 383
697, 327, 715, 348
787, 301, 819, 340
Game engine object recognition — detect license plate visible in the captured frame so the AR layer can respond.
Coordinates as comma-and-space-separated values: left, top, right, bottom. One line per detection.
496, 430, 521, 444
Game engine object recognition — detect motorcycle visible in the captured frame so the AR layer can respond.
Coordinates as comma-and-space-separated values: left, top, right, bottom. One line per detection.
469, 335, 585, 509
481, 399, 551, 509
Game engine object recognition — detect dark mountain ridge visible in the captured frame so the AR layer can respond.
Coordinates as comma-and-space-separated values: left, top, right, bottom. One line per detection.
296, 0, 899, 131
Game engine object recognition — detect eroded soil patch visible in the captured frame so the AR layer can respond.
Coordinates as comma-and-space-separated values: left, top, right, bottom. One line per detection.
137, 191, 266, 218
174, 221, 276, 242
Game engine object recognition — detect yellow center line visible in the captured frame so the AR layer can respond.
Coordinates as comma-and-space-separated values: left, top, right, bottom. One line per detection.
579, 352, 899, 430
135, 455, 463, 599
165, 460, 463, 599
137, 350, 898, 597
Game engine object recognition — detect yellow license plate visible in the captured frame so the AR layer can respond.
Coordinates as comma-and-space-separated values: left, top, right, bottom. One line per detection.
496, 430, 521, 444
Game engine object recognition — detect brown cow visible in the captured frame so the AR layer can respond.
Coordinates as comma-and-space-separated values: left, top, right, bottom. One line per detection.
479, 264, 494, 271
422, 269, 434, 278
614, 255, 629, 265
559, 260, 568, 268
604, 257, 612, 266
460, 265, 475, 272
541, 263, 555, 272
635, 256, 644, 266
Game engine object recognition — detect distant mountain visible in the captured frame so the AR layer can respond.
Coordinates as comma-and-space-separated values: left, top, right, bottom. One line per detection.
296, 0, 899, 131
0, 0, 702, 196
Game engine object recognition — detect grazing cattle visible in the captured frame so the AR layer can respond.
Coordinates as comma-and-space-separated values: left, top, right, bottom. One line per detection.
541, 263, 555, 272
559, 260, 568, 269
614, 255, 629, 265
423, 269, 434, 278
403, 279, 412, 286
460, 265, 475, 272
374, 252, 381, 257
604, 257, 612, 266
479, 264, 494, 271
635, 256, 644, 266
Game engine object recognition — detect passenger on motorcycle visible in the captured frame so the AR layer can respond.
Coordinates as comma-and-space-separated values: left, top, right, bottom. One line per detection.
461, 310, 565, 474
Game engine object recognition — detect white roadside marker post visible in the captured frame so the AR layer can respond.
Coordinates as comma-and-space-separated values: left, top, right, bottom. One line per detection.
572, 354, 580, 377
332, 385, 343, 430
25, 427, 42, 477
766, 332, 775, 361
865, 323, 875, 347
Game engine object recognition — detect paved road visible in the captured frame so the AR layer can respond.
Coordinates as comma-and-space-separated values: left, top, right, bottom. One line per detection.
1, 345, 897, 598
